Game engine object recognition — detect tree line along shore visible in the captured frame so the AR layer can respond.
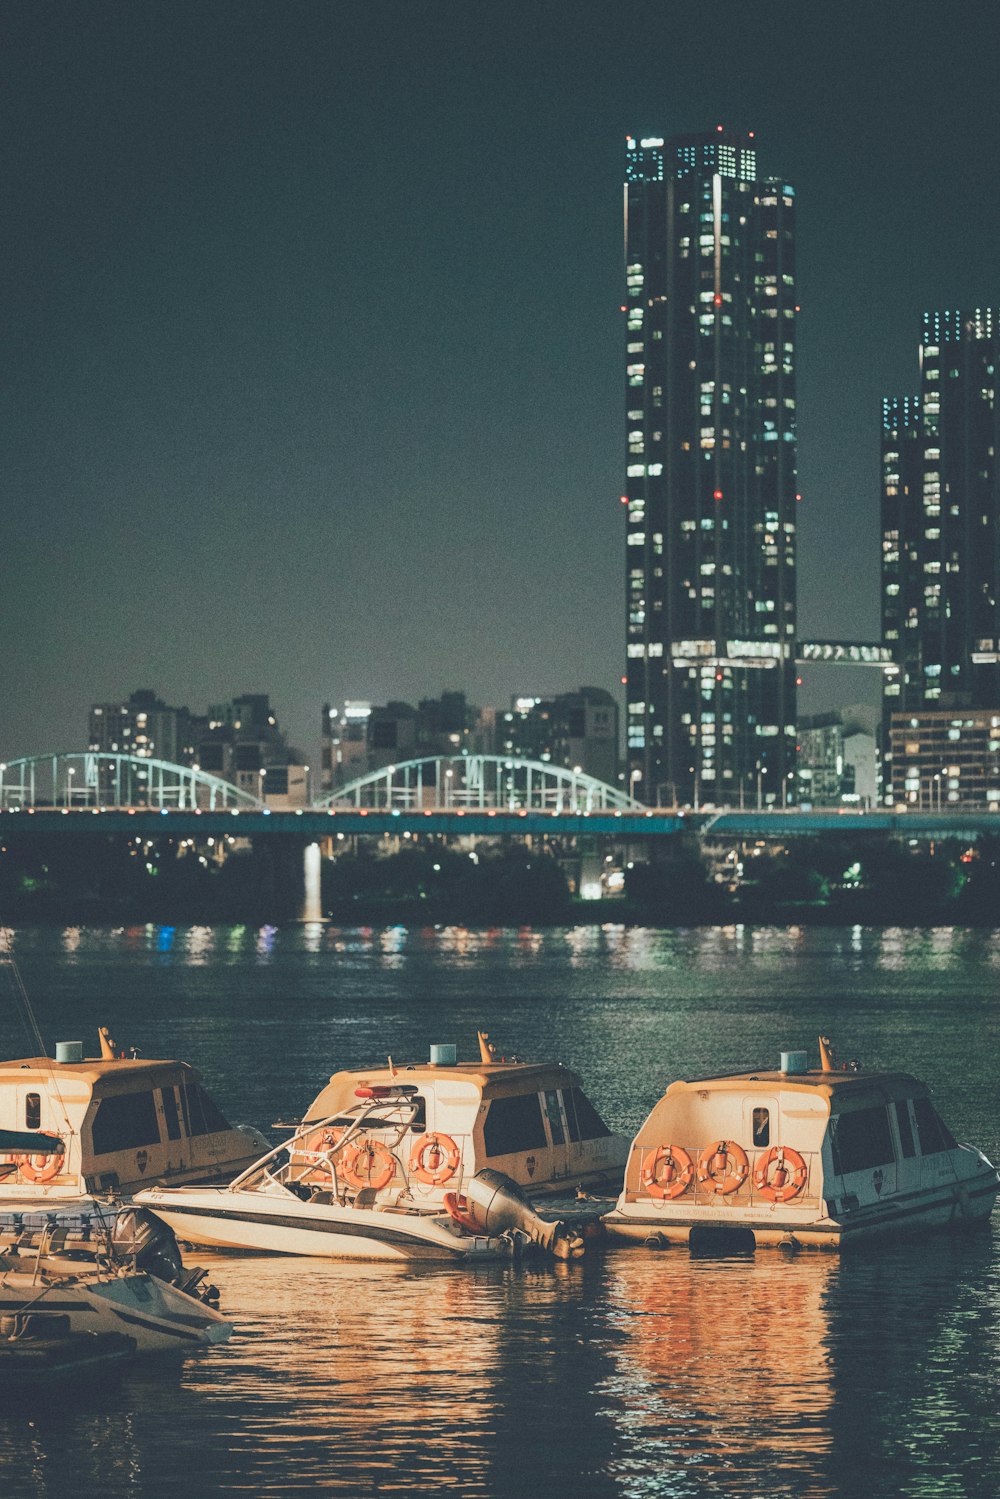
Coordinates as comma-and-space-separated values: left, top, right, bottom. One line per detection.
0, 832, 998, 926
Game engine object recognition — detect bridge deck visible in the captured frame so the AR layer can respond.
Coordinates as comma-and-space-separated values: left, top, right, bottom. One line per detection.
0, 808, 996, 838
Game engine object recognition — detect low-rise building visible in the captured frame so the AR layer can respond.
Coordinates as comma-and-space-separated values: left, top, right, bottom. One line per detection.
500, 687, 619, 786
797, 710, 878, 808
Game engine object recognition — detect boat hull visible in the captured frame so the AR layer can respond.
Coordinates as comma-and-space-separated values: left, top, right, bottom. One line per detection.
603, 1173, 1000, 1250
0, 1271, 231, 1352
137, 1187, 506, 1262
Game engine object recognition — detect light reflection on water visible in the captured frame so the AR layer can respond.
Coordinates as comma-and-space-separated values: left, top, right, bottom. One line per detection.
3, 1243, 998, 1498
0, 924, 999, 1496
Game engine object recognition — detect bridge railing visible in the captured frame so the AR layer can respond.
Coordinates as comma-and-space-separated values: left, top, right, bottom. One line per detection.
0, 753, 262, 811
316, 754, 641, 813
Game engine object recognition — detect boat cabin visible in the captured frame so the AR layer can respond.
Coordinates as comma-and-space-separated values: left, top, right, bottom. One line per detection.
0, 1039, 268, 1201
605, 1038, 999, 1248
291, 1038, 627, 1201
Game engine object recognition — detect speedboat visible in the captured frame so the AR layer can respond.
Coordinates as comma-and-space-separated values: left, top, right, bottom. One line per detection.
137, 1033, 623, 1261
0, 1122, 231, 1355
602, 1035, 1000, 1251
0, 1252, 231, 1356
0, 1027, 269, 1213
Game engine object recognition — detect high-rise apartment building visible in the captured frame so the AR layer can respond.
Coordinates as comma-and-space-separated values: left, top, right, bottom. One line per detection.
881, 309, 1000, 801
881, 307, 1000, 809
624, 128, 798, 807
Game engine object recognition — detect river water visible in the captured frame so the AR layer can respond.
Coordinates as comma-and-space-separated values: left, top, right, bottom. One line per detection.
1, 922, 999, 1498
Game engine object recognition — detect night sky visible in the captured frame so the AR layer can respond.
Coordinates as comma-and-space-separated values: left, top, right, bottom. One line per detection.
3, 3, 999, 764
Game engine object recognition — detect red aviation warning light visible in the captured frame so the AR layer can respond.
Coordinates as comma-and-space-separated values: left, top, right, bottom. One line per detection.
713, 489, 723, 501
714, 293, 723, 306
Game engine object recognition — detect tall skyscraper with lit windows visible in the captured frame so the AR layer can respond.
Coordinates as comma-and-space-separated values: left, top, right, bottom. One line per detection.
882, 309, 1000, 717
881, 308, 1000, 802
623, 128, 798, 807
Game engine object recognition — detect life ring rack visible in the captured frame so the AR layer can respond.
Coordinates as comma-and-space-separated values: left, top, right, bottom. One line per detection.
753, 1145, 808, 1203
339, 1138, 396, 1192
641, 1144, 694, 1200
15, 1137, 66, 1185
292, 1126, 344, 1185
697, 1139, 750, 1196
409, 1132, 462, 1187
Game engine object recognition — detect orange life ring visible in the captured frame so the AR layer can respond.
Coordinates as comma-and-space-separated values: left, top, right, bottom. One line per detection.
641, 1144, 694, 1200
18, 1139, 65, 1184
753, 1145, 808, 1203
442, 1191, 483, 1234
408, 1132, 461, 1186
339, 1137, 396, 1192
697, 1139, 750, 1196
293, 1126, 343, 1184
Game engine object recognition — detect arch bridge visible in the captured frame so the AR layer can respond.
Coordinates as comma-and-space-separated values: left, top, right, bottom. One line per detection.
0, 753, 262, 811
320, 755, 641, 812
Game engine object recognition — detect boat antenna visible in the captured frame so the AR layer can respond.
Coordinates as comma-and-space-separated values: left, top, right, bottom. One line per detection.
0, 940, 47, 1057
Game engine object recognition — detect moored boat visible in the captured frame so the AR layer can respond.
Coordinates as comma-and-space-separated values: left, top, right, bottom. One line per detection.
0, 1125, 232, 1356
137, 1032, 623, 1261
602, 1035, 1000, 1251
0, 1027, 270, 1213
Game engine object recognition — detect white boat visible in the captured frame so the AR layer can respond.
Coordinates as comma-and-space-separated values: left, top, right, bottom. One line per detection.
603, 1035, 1000, 1251
0, 1259, 231, 1354
137, 1033, 623, 1261
0, 1124, 231, 1355
0, 1027, 270, 1214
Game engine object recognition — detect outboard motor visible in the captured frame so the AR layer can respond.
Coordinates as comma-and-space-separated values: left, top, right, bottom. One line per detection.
464, 1170, 585, 1260
110, 1206, 186, 1285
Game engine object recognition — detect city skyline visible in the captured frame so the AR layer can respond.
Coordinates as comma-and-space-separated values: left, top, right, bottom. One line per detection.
3, 5, 999, 766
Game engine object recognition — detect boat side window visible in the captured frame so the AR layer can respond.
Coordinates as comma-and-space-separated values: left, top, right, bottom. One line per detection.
91, 1092, 162, 1154
24, 1093, 41, 1131
543, 1090, 566, 1146
407, 1095, 426, 1131
752, 1108, 770, 1147
161, 1086, 183, 1142
483, 1095, 548, 1156
183, 1083, 233, 1137
829, 1106, 895, 1174
894, 1100, 916, 1159
912, 1097, 957, 1156
564, 1087, 612, 1141
564, 1088, 581, 1142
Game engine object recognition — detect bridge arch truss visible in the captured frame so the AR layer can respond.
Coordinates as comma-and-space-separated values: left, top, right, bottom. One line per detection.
317, 755, 641, 813
0, 753, 262, 811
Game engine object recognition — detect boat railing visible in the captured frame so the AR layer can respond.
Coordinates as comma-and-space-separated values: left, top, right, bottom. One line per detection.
230, 1102, 473, 1205
631, 1144, 822, 1206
